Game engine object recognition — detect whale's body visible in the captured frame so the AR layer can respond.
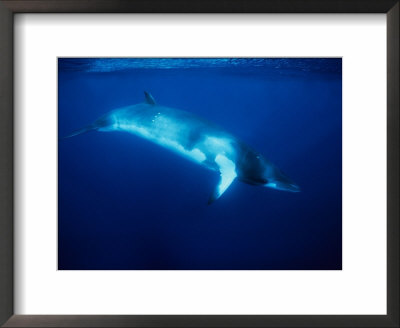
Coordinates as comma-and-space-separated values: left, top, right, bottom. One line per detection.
65, 92, 300, 203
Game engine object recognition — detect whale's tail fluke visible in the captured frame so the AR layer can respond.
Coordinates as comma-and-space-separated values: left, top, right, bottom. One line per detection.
62, 124, 97, 139
62, 114, 112, 139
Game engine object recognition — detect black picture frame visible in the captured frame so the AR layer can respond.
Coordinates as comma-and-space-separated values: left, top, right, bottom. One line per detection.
0, 1, 398, 327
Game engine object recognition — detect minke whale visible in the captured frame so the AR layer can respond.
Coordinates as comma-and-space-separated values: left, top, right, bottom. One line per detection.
64, 92, 300, 203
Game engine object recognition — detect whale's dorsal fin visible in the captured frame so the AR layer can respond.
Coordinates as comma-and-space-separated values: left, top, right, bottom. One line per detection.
208, 155, 237, 204
144, 91, 156, 105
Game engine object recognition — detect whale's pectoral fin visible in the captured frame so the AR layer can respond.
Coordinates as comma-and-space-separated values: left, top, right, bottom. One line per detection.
208, 155, 237, 204
144, 91, 156, 105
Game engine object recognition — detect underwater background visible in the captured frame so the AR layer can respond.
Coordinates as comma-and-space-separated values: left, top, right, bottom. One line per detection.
58, 58, 342, 270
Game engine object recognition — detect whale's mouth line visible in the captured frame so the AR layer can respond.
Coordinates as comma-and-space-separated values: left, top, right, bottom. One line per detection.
265, 181, 301, 192
287, 184, 301, 192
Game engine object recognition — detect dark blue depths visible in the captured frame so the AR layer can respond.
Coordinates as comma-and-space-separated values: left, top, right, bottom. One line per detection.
58, 58, 342, 270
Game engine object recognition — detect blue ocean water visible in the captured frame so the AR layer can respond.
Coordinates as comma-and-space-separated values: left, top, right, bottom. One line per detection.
58, 58, 342, 270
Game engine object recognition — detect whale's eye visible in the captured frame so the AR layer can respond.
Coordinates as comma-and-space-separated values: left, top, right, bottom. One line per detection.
252, 177, 268, 185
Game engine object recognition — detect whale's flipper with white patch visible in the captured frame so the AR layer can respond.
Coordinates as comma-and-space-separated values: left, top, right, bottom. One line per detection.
208, 154, 237, 204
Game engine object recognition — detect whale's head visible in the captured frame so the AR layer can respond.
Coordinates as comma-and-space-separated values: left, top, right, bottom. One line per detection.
237, 150, 300, 192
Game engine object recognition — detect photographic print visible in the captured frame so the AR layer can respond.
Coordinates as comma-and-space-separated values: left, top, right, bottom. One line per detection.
58, 58, 342, 270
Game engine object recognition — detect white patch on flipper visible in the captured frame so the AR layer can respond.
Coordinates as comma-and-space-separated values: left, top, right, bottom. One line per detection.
210, 154, 237, 203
